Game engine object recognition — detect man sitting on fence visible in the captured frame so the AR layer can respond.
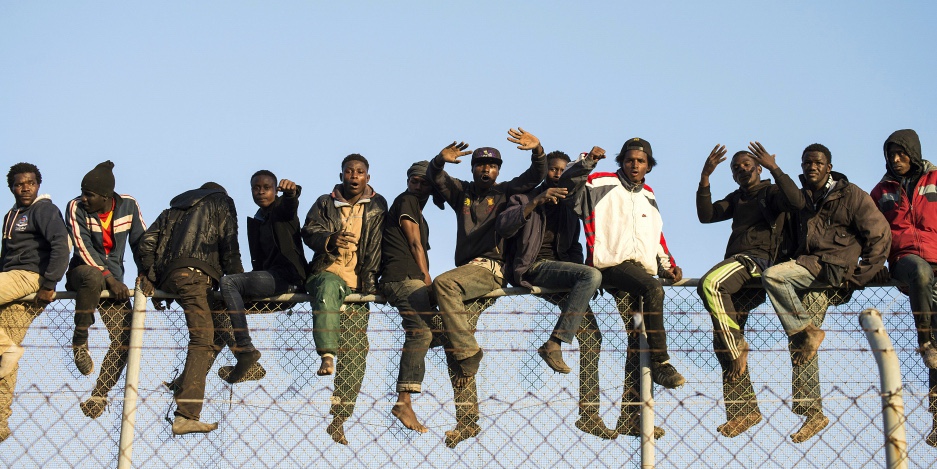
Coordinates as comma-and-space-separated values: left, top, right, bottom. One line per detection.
696, 143, 804, 437
137, 182, 244, 436
427, 128, 546, 447
65, 161, 147, 419
302, 154, 386, 445
0, 162, 69, 443
496, 148, 615, 439
762, 143, 890, 443
870, 129, 937, 446
216, 170, 307, 385
561, 138, 685, 438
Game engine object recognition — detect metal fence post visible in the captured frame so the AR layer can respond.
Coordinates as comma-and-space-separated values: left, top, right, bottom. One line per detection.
859, 308, 908, 469
636, 296, 656, 469
117, 287, 148, 469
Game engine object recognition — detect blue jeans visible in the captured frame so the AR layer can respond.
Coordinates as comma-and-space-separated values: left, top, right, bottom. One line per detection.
220, 271, 294, 350
763, 260, 829, 335
524, 259, 602, 343
891, 254, 937, 346
433, 262, 505, 361
381, 279, 436, 393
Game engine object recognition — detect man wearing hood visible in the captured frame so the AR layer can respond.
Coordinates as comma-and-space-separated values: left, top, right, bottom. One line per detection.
696, 143, 804, 438
0, 162, 69, 443
302, 153, 386, 445
763, 143, 890, 443
870, 129, 937, 446
495, 148, 613, 439
64, 161, 147, 419
427, 128, 546, 447
137, 182, 244, 435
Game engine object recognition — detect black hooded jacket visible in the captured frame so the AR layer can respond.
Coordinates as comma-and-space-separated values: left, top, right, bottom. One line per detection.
138, 187, 244, 286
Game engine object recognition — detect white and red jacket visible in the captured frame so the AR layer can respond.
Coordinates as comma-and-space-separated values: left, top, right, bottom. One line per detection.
564, 156, 676, 275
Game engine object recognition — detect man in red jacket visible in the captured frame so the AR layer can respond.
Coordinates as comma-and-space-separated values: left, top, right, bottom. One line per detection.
870, 129, 937, 446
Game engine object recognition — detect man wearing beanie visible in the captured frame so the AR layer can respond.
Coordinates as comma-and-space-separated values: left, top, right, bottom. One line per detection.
64, 160, 147, 419
870, 129, 937, 446
380, 160, 451, 434
302, 154, 386, 445
0, 162, 69, 443
137, 182, 244, 435
763, 143, 890, 442
560, 137, 685, 439
426, 128, 546, 447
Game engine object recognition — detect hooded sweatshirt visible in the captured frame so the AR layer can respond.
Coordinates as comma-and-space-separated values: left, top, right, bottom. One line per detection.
871, 129, 937, 264
1, 195, 70, 290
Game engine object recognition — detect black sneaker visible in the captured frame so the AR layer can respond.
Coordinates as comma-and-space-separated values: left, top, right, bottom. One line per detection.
651, 362, 685, 389
80, 396, 107, 419
73, 344, 95, 376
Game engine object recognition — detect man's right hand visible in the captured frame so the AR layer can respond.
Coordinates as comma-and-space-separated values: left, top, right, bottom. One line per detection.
106, 276, 131, 301
439, 141, 471, 164
586, 146, 606, 163
748, 141, 779, 171
702, 144, 727, 178
328, 231, 358, 251
35, 287, 55, 305
534, 187, 568, 206
137, 274, 155, 297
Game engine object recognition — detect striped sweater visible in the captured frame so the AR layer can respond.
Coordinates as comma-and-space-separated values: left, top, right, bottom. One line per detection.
66, 193, 146, 282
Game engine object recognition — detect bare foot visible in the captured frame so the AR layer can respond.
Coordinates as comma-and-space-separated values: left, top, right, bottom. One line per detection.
790, 412, 829, 443
392, 403, 428, 433
317, 355, 335, 376
452, 374, 472, 389
792, 325, 825, 366
327, 417, 348, 445
726, 342, 749, 382
445, 422, 480, 448
717, 412, 762, 437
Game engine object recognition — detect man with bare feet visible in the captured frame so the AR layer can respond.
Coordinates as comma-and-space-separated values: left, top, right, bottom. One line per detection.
696, 142, 804, 437
302, 154, 386, 445
380, 160, 444, 434
428, 128, 547, 447
763, 143, 890, 443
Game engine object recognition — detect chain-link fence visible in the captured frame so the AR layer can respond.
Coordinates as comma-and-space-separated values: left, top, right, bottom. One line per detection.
0, 283, 934, 468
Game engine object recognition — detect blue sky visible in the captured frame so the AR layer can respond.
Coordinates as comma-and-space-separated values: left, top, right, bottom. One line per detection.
2, 1, 935, 280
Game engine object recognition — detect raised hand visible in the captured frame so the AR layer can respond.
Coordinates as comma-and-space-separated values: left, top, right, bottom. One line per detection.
587, 146, 606, 162
507, 127, 541, 152
439, 141, 471, 164
702, 144, 727, 178
278, 178, 298, 197
748, 141, 779, 171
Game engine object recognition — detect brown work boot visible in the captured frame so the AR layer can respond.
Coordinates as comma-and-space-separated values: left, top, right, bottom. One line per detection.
575, 413, 617, 440
80, 396, 108, 419
538, 340, 571, 374
445, 422, 481, 448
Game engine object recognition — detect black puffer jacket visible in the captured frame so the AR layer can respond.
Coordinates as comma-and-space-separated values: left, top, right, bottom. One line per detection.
138, 187, 244, 286
302, 184, 387, 294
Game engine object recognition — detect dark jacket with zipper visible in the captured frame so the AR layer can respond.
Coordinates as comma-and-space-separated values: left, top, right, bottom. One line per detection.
495, 185, 584, 289
302, 184, 386, 295
793, 171, 890, 287
696, 167, 805, 262
1, 195, 69, 290
248, 186, 307, 287
138, 187, 244, 286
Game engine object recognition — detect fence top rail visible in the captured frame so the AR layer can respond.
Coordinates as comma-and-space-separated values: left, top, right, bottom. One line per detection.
8, 279, 904, 305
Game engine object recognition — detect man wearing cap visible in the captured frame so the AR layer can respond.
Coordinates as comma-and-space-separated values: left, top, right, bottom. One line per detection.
302, 154, 386, 445
380, 160, 443, 434
870, 129, 937, 446
561, 138, 685, 438
496, 148, 615, 439
216, 170, 307, 385
64, 160, 147, 419
0, 162, 69, 443
427, 128, 546, 447
137, 182, 244, 435
763, 143, 890, 442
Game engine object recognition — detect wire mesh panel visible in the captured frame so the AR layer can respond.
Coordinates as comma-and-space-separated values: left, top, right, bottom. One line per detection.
0, 285, 934, 468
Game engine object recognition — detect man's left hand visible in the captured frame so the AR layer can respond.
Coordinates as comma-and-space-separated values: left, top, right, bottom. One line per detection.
35, 287, 55, 305
507, 127, 542, 153
106, 276, 131, 302
278, 179, 298, 197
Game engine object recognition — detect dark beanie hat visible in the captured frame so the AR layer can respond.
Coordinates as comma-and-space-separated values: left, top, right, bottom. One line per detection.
81, 161, 116, 197
407, 160, 430, 179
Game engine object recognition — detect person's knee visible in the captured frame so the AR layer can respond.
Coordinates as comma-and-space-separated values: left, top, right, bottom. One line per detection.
70, 265, 103, 289
219, 275, 237, 294
432, 272, 461, 300
581, 268, 602, 291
